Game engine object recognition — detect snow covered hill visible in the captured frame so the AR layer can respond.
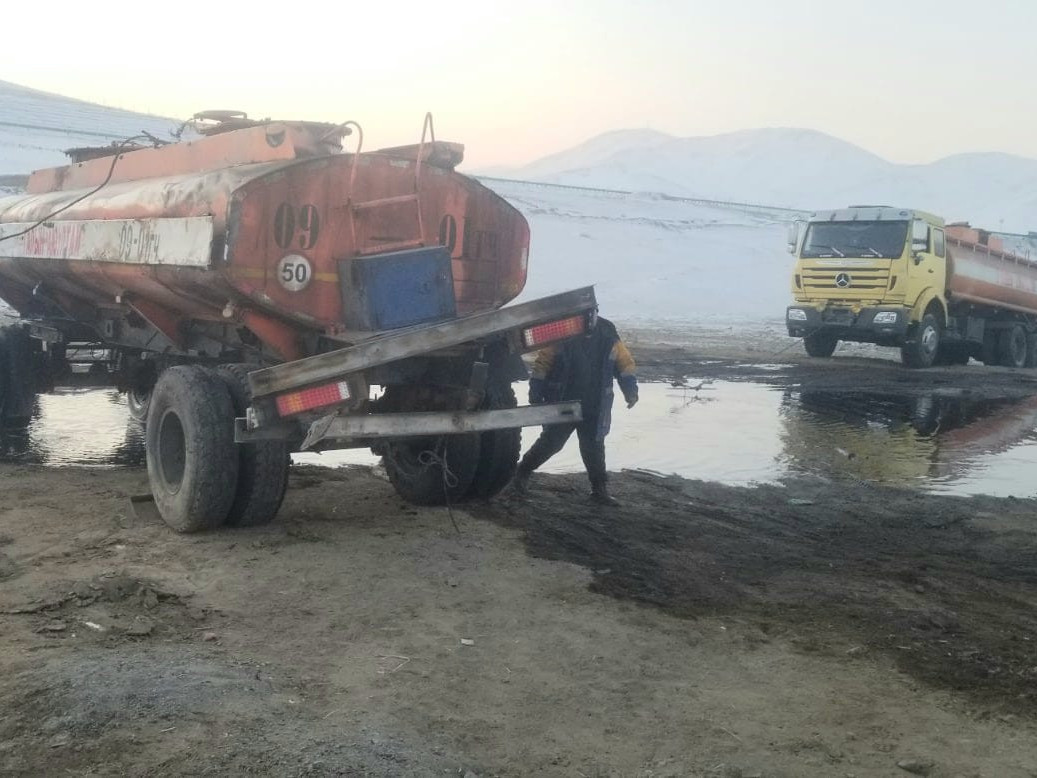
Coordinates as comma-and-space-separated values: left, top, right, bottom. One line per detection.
0, 80, 184, 175
501, 128, 1037, 234
489, 179, 792, 324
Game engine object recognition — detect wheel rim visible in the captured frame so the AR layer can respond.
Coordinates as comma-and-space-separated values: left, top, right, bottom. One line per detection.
128, 387, 150, 414
920, 325, 939, 358
157, 409, 186, 494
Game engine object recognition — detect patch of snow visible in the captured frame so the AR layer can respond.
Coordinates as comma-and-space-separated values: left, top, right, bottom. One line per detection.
485, 179, 794, 324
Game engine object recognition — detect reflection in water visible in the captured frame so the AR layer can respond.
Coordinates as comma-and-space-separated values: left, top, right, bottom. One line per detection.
779, 389, 1037, 497
0, 389, 145, 467
6, 383, 1037, 499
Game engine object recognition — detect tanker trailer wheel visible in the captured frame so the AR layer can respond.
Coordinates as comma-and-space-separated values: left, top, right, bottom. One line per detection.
901, 313, 941, 368
215, 364, 290, 527
0, 326, 38, 430
803, 330, 838, 358
145, 366, 239, 533
998, 323, 1028, 368
384, 433, 481, 506
467, 382, 521, 499
126, 386, 153, 424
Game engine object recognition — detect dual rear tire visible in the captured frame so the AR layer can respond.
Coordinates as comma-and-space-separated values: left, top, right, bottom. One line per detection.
997, 324, 1029, 368
382, 382, 522, 505
144, 365, 289, 533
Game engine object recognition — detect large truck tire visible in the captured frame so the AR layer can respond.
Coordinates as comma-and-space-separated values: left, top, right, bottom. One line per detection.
215, 364, 290, 527
467, 383, 521, 499
145, 366, 239, 533
901, 314, 941, 368
384, 433, 481, 506
0, 326, 38, 430
803, 331, 838, 358
998, 324, 1028, 368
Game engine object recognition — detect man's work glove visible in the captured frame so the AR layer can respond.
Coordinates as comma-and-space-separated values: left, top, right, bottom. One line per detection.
618, 374, 638, 409
529, 377, 547, 405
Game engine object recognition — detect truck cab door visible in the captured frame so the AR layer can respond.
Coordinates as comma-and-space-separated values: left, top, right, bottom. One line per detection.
908, 220, 936, 281
907, 220, 947, 306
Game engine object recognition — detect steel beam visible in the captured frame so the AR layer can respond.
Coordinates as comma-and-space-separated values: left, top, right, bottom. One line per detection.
247, 286, 596, 398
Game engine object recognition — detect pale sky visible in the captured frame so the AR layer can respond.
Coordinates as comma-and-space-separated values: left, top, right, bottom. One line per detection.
3, 0, 1036, 169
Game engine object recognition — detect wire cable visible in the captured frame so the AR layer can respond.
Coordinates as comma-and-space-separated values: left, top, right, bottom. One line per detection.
0, 134, 151, 244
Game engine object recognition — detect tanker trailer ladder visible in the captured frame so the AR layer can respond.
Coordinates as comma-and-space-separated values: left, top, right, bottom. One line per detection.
346, 113, 437, 256
237, 286, 598, 449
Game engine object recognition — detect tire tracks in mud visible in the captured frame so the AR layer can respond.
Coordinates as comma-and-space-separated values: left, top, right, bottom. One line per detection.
472, 470, 1037, 717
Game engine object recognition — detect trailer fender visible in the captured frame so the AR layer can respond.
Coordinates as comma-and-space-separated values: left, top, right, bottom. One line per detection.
910, 290, 947, 327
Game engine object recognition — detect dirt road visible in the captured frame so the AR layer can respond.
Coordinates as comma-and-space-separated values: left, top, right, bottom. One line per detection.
2, 341, 1037, 776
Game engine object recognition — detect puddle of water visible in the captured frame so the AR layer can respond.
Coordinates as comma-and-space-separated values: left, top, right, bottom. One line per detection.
296, 382, 786, 486
7, 382, 1037, 500
777, 388, 1037, 498
0, 389, 144, 467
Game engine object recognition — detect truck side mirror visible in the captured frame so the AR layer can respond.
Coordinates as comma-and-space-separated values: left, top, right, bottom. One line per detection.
787, 221, 801, 254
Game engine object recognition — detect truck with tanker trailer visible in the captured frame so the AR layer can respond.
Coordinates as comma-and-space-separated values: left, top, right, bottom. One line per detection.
786, 206, 1037, 368
0, 112, 594, 531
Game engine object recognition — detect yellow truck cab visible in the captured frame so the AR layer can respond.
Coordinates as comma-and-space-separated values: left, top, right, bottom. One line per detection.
786, 206, 1037, 368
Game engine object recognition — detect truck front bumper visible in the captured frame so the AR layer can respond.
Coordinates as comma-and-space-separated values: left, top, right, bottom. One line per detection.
786, 305, 911, 344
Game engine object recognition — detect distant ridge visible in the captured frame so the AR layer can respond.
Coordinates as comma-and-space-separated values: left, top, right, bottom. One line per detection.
0, 80, 184, 175
503, 127, 1037, 233
3, 79, 1036, 233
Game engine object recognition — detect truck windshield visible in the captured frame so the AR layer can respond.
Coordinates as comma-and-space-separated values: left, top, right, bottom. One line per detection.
801, 221, 909, 259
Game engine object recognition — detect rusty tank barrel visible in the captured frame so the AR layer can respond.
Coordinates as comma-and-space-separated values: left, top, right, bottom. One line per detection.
0, 117, 530, 361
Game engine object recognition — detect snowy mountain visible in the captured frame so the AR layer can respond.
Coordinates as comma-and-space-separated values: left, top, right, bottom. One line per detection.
494, 179, 791, 323
0, 80, 185, 175
503, 128, 1037, 233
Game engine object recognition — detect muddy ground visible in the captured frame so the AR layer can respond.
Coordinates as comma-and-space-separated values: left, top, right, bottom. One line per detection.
3, 333, 1037, 777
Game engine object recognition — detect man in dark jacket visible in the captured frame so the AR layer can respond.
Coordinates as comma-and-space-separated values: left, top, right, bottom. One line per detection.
511, 311, 638, 506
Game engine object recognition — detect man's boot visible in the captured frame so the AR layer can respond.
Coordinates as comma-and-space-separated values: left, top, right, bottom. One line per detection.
590, 481, 619, 507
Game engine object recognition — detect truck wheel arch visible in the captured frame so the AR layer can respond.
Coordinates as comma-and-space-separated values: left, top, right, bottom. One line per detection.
910, 291, 947, 327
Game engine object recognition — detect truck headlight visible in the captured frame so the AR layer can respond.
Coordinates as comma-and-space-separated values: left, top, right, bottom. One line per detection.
873, 311, 898, 324
787, 308, 808, 321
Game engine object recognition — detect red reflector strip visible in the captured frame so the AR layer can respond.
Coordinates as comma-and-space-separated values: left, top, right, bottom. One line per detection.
275, 380, 351, 417
522, 315, 585, 348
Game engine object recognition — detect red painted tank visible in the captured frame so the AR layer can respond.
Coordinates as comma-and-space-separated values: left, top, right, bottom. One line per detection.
0, 116, 529, 360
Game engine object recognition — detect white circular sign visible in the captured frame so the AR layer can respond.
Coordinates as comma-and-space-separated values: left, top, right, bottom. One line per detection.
277, 254, 312, 292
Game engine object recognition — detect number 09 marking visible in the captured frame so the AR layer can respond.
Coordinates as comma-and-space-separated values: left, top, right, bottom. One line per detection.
277, 254, 312, 292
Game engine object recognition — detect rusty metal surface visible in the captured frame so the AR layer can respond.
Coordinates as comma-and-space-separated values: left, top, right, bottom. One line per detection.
0, 115, 532, 362
26, 122, 344, 194
246, 286, 597, 400
948, 237, 1037, 315
296, 401, 583, 449
0, 217, 214, 266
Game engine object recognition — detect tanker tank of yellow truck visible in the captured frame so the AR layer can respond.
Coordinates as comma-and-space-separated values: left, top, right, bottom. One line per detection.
786, 207, 1037, 368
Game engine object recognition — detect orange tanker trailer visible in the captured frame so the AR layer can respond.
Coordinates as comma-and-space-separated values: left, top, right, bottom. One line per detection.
0, 112, 594, 531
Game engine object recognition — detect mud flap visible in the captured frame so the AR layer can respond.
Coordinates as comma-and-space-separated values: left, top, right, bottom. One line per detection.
129, 494, 162, 524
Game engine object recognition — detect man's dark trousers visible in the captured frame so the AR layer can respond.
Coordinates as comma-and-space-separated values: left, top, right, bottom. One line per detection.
519, 417, 607, 487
